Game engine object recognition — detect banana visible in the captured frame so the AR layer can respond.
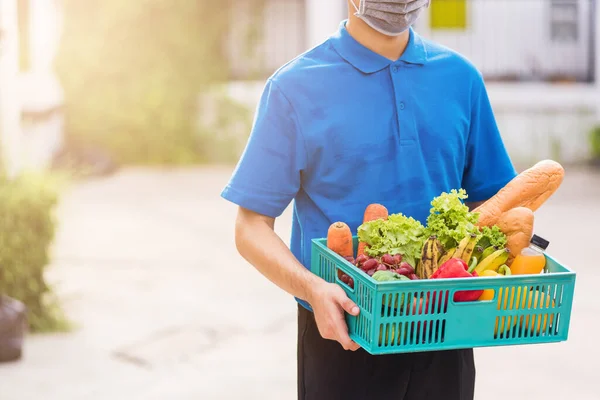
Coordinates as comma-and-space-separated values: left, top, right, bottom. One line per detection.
471, 246, 484, 263
418, 236, 440, 279
459, 234, 479, 263
468, 256, 478, 273
430, 237, 442, 277
474, 248, 511, 275
438, 247, 456, 265
454, 234, 472, 260
435, 241, 445, 263
480, 245, 499, 261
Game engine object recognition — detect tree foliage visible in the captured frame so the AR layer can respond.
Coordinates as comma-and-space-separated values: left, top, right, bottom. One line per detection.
55, 0, 232, 164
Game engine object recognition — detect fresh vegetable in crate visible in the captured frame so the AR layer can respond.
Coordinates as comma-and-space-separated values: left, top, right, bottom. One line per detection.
327, 221, 354, 259
430, 258, 483, 302
355, 253, 418, 280
357, 212, 426, 268
356, 204, 389, 258
478, 265, 511, 301
416, 235, 443, 279
327, 221, 355, 289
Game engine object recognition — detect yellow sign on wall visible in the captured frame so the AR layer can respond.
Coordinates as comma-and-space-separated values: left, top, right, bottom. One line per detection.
430, 0, 468, 30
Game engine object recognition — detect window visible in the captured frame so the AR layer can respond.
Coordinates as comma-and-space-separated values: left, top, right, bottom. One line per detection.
430, 0, 467, 30
17, 0, 30, 71
550, 0, 579, 42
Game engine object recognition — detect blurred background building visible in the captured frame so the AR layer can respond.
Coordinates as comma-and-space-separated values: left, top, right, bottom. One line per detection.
0, 0, 64, 176
0, 0, 599, 174
226, 0, 600, 166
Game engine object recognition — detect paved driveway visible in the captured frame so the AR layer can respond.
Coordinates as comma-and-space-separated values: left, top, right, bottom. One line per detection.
0, 166, 598, 399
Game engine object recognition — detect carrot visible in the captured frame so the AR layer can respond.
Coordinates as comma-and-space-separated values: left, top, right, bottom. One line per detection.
474, 160, 564, 227
356, 204, 389, 257
327, 222, 354, 258
495, 207, 535, 265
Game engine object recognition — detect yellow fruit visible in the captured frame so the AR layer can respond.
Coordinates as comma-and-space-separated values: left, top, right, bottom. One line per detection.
493, 287, 556, 336
478, 270, 500, 301
519, 291, 556, 335
378, 323, 398, 346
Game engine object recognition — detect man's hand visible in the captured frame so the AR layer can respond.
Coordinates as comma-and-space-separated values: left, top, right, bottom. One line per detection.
234, 206, 360, 351
307, 281, 361, 351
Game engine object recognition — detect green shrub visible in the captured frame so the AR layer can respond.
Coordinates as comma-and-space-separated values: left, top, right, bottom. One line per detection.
54, 0, 233, 165
0, 172, 68, 333
196, 87, 255, 163
590, 125, 600, 160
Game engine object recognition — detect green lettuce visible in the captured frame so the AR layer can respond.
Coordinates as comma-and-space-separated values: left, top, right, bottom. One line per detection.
477, 225, 508, 249
424, 189, 480, 250
357, 213, 426, 267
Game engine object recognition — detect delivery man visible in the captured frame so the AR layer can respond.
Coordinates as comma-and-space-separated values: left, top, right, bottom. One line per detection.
221, 1, 517, 399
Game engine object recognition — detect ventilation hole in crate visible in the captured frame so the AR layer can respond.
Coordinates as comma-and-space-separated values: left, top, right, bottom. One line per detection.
429, 320, 436, 343
357, 285, 362, 308
442, 290, 450, 314
441, 320, 446, 343
378, 324, 385, 347
428, 290, 449, 315
434, 290, 443, 315
393, 322, 401, 346
553, 313, 561, 335
378, 323, 401, 347
559, 284, 564, 307
403, 293, 411, 317
381, 294, 390, 317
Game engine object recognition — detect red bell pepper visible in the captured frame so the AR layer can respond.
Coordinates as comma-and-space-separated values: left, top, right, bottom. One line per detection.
431, 258, 483, 302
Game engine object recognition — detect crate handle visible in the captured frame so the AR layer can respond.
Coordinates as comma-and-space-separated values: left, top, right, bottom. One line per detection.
449, 287, 496, 306
335, 267, 356, 293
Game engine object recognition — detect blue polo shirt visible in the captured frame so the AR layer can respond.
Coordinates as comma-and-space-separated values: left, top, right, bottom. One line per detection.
221, 22, 516, 310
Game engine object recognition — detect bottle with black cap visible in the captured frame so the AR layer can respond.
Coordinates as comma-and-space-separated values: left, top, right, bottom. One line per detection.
511, 234, 550, 275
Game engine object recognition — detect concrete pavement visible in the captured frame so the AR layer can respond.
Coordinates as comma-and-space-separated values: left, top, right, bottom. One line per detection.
0, 166, 598, 399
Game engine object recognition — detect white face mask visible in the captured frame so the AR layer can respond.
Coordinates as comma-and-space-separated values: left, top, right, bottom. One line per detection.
350, 0, 430, 36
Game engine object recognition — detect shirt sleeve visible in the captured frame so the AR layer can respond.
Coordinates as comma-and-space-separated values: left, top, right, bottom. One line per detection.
462, 74, 517, 203
220, 78, 307, 218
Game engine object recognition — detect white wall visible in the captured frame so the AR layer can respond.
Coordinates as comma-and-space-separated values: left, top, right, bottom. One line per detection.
228, 0, 308, 79
418, 0, 592, 81
19, 0, 65, 170
305, 0, 347, 48
0, 0, 24, 177
0, 0, 64, 175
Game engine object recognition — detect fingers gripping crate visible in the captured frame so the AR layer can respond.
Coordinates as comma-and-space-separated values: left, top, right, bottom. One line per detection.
311, 237, 576, 355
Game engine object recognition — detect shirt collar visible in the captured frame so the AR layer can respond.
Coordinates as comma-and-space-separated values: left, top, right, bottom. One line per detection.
330, 20, 428, 74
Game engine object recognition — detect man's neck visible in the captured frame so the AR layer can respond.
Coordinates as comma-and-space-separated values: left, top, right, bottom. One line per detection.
346, 14, 410, 61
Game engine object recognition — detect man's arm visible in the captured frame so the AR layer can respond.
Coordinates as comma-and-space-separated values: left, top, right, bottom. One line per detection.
235, 207, 360, 351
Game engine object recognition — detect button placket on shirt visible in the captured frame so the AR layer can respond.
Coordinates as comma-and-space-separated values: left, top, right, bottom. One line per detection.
390, 63, 416, 144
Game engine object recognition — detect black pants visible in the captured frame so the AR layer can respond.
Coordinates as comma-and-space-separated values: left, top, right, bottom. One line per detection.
297, 305, 475, 400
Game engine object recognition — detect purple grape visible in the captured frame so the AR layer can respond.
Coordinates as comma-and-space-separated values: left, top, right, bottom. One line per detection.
399, 262, 415, 274
362, 258, 378, 271
381, 254, 395, 265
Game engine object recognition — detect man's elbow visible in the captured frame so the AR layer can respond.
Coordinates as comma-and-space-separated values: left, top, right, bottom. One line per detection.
234, 212, 248, 256
233, 207, 274, 256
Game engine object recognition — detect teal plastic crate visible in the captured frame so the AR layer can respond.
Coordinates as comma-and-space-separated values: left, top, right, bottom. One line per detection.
311, 237, 576, 355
